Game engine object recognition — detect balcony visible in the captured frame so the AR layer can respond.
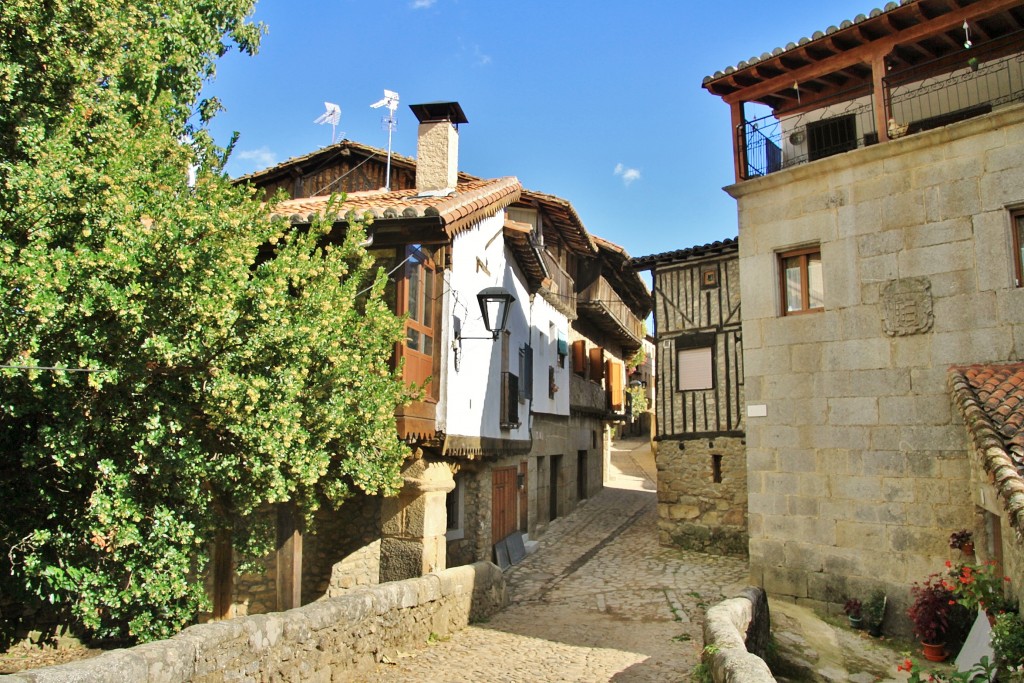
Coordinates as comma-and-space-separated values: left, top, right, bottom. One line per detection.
737, 47, 1023, 179
538, 248, 576, 320
570, 374, 607, 416
577, 276, 645, 350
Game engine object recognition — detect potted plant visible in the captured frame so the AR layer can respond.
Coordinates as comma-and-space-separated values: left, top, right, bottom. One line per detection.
843, 598, 863, 629
863, 590, 886, 637
948, 529, 974, 556
943, 559, 1012, 622
908, 574, 953, 661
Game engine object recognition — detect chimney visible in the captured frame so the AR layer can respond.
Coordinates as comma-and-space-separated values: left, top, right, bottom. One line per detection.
409, 102, 468, 194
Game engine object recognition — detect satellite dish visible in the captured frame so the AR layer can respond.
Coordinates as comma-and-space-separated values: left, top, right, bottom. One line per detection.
370, 90, 400, 191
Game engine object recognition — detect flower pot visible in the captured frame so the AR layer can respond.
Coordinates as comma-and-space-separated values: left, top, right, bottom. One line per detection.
961, 541, 975, 556
868, 623, 883, 637
848, 616, 863, 630
921, 641, 947, 662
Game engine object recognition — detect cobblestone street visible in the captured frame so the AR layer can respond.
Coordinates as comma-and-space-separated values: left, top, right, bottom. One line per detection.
372, 438, 750, 682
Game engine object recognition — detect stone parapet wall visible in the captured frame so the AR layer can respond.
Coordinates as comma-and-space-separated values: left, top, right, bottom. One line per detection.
3, 562, 507, 683
703, 587, 774, 682
657, 436, 748, 556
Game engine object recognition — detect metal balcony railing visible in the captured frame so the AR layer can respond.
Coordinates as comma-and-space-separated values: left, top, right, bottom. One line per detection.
737, 47, 1024, 179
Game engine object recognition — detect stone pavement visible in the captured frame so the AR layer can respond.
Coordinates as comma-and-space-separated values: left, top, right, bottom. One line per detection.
371, 438, 750, 682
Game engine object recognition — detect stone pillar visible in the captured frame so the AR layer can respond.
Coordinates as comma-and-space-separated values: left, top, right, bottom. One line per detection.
379, 459, 456, 583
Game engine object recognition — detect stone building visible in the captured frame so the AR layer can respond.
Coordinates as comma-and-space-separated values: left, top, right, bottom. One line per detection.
630, 239, 747, 556
702, 0, 1024, 630
218, 103, 650, 616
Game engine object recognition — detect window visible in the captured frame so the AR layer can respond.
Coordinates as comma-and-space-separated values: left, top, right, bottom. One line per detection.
1013, 210, 1024, 287
807, 114, 857, 161
445, 475, 464, 541
398, 245, 441, 396
518, 344, 533, 401
678, 347, 713, 391
779, 246, 824, 315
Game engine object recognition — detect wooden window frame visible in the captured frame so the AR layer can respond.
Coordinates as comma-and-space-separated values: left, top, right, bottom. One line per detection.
396, 244, 441, 399
1013, 209, 1024, 288
778, 246, 824, 316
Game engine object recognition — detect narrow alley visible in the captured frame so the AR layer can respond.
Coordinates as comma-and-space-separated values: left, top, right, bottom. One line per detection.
371, 438, 749, 682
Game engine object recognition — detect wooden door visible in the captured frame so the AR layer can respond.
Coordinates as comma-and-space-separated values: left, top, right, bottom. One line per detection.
492, 466, 518, 543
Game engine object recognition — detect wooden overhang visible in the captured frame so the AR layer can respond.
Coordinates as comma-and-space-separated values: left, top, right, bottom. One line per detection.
702, 0, 1024, 181
592, 237, 653, 318
517, 189, 599, 257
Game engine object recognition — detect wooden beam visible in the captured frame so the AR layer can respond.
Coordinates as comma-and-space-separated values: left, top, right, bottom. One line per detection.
730, 101, 745, 183
276, 503, 302, 611
212, 528, 233, 620
872, 51, 891, 142
720, 0, 1023, 105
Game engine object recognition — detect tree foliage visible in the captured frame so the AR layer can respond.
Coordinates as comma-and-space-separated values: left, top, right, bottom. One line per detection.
0, 1, 409, 642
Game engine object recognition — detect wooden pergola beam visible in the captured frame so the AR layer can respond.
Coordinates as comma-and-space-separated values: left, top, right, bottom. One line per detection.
717, 0, 1022, 105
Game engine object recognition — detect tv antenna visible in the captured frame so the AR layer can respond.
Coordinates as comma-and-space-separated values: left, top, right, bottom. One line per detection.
314, 102, 342, 144
370, 89, 399, 191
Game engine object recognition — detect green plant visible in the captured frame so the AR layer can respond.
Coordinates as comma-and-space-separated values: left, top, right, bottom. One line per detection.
0, 0, 412, 644
908, 576, 952, 643
863, 590, 887, 632
626, 384, 648, 419
991, 612, 1024, 677
626, 347, 647, 372
898, 655, 997, 682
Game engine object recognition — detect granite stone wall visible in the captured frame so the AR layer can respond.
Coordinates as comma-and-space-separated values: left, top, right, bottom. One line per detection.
731, 104, 1024, 629
4, 562, 507, 683
656, 436, 748, 556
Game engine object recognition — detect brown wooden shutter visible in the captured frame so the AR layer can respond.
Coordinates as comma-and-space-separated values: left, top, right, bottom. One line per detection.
608, 360, 624, 410
589, 347, 604, 382
571, 340, 586, 377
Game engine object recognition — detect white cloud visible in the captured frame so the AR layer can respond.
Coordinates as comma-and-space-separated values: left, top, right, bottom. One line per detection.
411, 0, 436, 8
236, 146, 277, 170
474, 46, 492, 66
614, 163, 641, 186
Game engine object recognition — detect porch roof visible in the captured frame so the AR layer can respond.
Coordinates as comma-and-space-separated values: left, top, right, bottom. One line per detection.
703, 0, 1024, 113
629, 238, 739, 271
949, 362, 1024, 534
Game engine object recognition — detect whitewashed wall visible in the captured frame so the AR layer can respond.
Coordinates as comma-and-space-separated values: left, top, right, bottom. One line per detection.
441, 213, 531, 443
529, 293, 570, 418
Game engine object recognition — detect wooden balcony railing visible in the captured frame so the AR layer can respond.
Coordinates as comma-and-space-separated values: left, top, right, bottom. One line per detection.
538, 249, 576, 319
577, 276, 645, 348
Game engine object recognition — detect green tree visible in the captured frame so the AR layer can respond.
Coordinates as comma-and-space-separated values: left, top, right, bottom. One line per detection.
0, 1, 409, 642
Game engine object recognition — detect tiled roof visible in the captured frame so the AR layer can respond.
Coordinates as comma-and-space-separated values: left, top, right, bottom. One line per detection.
629, 238, 739, 270
949, 363, 1024, 534
591, 236, 653, 316
702, 1, 913, 85
271, 177, 522, 238
236, 139, 418, 184
519, 188, 598, 257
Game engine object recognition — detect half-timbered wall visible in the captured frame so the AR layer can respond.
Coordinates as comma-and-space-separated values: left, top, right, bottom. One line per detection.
654, 255, 743, 439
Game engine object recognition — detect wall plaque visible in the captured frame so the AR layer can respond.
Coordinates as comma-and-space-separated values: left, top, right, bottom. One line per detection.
882, 277, 933, 336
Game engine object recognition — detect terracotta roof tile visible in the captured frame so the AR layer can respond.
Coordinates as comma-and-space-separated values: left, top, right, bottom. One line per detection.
271, 177, 522, 238
949, 362, 1024, 534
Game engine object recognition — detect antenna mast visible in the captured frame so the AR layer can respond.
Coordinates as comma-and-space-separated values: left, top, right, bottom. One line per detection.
370, 89, 400, 191
314, 102, 342, 144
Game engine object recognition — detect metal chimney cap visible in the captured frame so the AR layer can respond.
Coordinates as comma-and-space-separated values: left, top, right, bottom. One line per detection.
409, 101, 468, 125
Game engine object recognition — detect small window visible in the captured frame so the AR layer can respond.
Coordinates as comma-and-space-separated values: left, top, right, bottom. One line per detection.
445, 475, 464, 541
678, 347, 713, 391
1013, 210, 1024, 287
779, 246, 824, 315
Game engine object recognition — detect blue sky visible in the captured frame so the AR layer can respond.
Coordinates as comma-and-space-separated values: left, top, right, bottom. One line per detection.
204, 0, 876, 261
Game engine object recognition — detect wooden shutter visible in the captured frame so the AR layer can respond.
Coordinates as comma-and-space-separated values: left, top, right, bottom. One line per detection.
607, 360, 624, 410
571, 340, 586, 377
589, 347, 604, 382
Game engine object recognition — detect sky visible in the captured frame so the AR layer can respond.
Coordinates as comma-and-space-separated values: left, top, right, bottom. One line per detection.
203, 0, 878, 262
